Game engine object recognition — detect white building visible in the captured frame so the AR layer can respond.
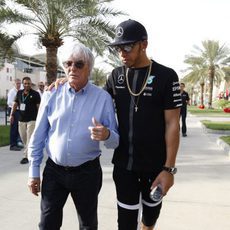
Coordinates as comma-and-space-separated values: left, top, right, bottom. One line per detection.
0, 62, 16, 98
0, 54, 64, 98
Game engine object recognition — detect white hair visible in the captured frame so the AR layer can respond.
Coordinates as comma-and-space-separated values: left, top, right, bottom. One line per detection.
59, 43, 95, 76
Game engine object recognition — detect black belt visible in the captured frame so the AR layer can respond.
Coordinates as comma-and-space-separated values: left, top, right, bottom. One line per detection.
47, 157, 100, 171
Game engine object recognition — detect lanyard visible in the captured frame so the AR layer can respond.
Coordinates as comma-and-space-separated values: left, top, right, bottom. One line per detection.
22, 92, 30, 103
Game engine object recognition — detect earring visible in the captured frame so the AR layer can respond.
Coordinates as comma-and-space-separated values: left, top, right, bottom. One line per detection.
142, 49, 145, 51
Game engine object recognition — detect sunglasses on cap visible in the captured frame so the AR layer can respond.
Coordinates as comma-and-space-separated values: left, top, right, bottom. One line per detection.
114, 42, 137, 53
63, 60, 85, 69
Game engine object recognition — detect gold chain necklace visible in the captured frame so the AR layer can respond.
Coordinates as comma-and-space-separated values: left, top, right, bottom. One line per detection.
125, 60, 152, 97
126, 60, 152, 112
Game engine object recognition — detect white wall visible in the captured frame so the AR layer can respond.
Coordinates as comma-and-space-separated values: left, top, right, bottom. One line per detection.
0, 63, 15, 98
0, 62, 47, 98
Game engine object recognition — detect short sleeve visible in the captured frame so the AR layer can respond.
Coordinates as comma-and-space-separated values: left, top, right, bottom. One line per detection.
186, 92, 190, 101
164, 69, 182, 110
14, 91, 20, 104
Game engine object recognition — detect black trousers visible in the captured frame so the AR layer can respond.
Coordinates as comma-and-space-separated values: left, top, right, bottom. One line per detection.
8, 108, 21, 147
39, 158, 102, 230
180, 108, 187, 134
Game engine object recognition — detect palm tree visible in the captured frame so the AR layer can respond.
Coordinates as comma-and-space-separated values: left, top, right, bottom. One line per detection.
0, 0, 5, 6
184, 40, 230, 108
222, 66, 230, 99
182, 60, 208, 107
91, 67, 108, 86
0, 0, 124, 84
104, 51, 122, 68
0, 32, 21, 69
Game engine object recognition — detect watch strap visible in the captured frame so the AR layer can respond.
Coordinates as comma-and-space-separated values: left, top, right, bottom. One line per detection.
163, 166, 177, 175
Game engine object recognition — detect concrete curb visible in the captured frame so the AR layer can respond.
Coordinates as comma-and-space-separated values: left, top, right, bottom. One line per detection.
201, 123, 230, 157
217, 138, 230, 158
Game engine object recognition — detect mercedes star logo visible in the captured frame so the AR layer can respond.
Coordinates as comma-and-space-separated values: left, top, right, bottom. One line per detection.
118, 74, 125, 84
116, 27, 123, 37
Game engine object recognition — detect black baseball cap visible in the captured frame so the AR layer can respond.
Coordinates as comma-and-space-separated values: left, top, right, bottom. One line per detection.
109, 19, 148, 46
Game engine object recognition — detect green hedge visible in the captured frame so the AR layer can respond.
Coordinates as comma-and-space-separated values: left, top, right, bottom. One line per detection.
201, 120, 230, 130
0, 97, 7, 106
220, 136, 230, 145
0, 125, 10, 146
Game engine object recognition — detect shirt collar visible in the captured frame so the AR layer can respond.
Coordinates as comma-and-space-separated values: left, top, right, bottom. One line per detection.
67, 81, 90, 94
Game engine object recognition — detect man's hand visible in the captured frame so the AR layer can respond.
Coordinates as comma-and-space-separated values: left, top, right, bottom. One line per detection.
150, 170, 174, 196
47, 77, 68, 91
28, 178, 41, 196
9, 115, 14, 124
88, 117, 110, 141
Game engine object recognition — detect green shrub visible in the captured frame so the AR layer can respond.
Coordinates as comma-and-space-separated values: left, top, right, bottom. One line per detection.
201, 120, 230, 130
213, 99, 230, 109
220, 136, 230, 145
0, 125, 10, 146
0, 97, 7, 106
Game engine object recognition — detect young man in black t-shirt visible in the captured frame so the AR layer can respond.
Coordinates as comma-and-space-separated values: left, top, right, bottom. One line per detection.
10, 77, 40, 164
106, 19, 182, 230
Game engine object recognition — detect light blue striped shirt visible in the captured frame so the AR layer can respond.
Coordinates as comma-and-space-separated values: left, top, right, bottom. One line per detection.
28, 82, 119, 178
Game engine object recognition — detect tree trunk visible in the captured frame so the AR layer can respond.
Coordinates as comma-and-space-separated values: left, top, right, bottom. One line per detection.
200, 82, 204, 106
46, 46, 58, 85
208, 66, 215, 109
190, 87, 194, 105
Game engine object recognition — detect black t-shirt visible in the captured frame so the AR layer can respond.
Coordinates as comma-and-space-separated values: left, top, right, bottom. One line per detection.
181, 91, 190, 110
15, 89, 41, 122
104, 60, 182, 172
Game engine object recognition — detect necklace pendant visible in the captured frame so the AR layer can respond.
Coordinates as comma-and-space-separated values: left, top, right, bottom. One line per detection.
135, 106, 138, 112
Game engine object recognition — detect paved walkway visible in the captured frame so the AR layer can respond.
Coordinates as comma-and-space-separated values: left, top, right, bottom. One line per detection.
0, 114, 230, 230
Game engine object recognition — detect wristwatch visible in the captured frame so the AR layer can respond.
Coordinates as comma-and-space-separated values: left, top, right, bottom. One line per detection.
163, 166, 177, 175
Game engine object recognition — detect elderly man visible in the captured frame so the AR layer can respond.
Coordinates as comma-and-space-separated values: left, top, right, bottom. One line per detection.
37, 81, 45, 98
27, 43, 119, 230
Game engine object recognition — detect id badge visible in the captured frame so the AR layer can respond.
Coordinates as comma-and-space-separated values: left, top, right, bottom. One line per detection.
20, 103, 26, 111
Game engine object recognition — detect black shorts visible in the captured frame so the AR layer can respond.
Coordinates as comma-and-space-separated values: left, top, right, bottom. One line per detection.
113, 166, 162, 230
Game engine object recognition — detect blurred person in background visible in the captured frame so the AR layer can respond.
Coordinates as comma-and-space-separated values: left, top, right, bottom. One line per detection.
7, 78, 23, 151
37, 81, 45, 98
180, 82, 190, 137
10, 77, 40, 164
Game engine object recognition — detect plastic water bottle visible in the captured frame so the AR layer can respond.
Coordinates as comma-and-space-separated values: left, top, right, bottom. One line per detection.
149, 185, 163, 202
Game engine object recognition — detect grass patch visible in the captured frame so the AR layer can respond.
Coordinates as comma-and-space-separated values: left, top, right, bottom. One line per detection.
188, 106, 230, 117
220, 136, 230, 145
201, 120, 230, 130
0, 125, 10, 147
201, 120, 230, 147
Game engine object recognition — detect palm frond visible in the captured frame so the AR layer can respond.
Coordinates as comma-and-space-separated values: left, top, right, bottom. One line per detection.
1, 0, 125, 83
